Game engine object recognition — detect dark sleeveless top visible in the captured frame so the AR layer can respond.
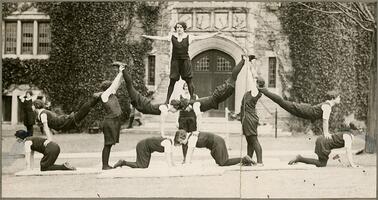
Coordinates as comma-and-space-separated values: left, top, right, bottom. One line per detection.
144, 137, 171, 153
241, 91, 262, 136
171, 35, 189, 59
22, 99, 35, 125
26, 136, 47, 153
37, 110, 71, 130
103, 94, 122, 118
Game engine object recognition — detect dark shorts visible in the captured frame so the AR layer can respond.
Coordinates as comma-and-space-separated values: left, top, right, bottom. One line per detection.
170, 58, 192, 81
198, 78, 235, 112
314, 136, 331, 161
178, 117, 197, 132
102, 117, 121, 145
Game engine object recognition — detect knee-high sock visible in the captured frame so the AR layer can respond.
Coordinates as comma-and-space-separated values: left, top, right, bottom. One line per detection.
231, 59, 245, 81
102, 145, 112, 167
251, 136, 263, 163
184, 78, 195, 99
297, 155, 327, 167
165, 79, 177, 104
245, 135, 254, 158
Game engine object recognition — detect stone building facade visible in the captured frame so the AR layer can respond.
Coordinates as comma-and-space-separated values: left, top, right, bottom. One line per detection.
2, 1, 293, 130
144, 1, 292, 127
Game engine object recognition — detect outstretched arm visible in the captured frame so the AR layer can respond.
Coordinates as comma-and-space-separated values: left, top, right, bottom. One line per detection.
101, 65, 125, 103
159, 105, 169, 137
193, 102, 202, 131
190, 31, 221, 43
24, 141, 34, 170
343, 134, 359, 168
321, 104, 332, 139
162, 139, 175, 167
141, 34, 170, 41
184, 131, 199, 165
40, 113, 53, 141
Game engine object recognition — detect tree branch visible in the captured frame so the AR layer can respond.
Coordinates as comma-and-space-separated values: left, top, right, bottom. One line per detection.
332, 2, 374, 32
298, 2, 342, 14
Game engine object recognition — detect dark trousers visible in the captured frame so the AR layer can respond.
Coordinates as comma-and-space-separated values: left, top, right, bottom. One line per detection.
245, 135, 262, 163
40, 142, 70, 171
25, 125, 34, 136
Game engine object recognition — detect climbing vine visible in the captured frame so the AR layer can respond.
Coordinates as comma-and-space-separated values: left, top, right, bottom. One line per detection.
279, 2, 371, 134
2, 2, 162, 130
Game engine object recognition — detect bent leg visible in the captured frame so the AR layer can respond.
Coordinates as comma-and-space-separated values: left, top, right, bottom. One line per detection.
125, 142, 150, 168
293, 155, 327, 167
40, 143, 62, 171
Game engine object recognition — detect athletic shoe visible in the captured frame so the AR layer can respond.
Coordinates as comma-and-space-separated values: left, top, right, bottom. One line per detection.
113, 159, 127, 168
256, 163, 264, 167
63, 162, 76, 170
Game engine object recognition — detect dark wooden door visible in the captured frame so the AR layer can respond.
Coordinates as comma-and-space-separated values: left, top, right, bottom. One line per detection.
192, 49, 235, 117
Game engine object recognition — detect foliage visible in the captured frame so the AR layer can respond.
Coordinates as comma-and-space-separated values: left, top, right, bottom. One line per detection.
279, 2, 372, 134
2, 2, 161, 131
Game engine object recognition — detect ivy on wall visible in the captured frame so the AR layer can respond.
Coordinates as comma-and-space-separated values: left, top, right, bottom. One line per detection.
2, 2, 161, 131
279, 3, 371, 134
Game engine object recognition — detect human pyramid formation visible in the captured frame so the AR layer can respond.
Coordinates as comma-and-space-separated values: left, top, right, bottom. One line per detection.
15, 21, 362, 173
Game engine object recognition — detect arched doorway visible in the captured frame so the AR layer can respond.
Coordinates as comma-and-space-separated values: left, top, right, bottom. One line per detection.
192, 49, 235, 117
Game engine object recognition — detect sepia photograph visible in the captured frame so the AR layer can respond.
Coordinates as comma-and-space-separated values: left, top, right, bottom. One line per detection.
1, 1, 377, 198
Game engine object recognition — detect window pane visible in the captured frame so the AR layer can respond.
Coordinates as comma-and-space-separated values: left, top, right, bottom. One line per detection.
21, 22, 33, 54
268, 57, 277, 88
148, 55, 155, 85
194, 56, 209, 71
38, 22, 51, 54
216, 56, 231, 71
4, 22, 17, 54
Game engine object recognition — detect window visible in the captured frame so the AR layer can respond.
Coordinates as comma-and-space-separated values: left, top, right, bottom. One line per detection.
194, 56, 210, 71
216, 56, 232, 71
3, 20, 50, 57
148, 55, 155, 85
5, 22, 17, 54
38, 22, 51, 54
21, 22, 34, 54
2, 96, 12, 122
268, 57, 277, 88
